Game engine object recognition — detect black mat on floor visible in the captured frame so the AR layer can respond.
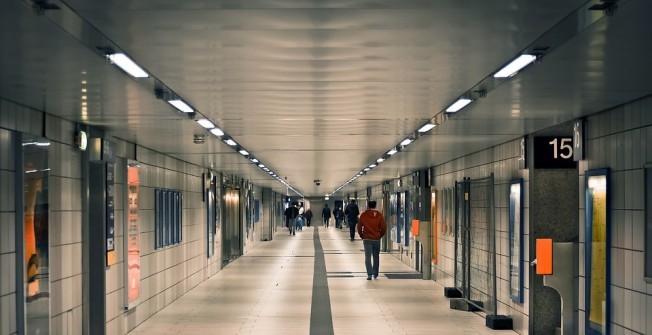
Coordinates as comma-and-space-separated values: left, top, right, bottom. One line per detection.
384, 273, 423, 279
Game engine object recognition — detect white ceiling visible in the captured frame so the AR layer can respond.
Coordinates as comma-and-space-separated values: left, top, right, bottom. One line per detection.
2, 0, 651, 196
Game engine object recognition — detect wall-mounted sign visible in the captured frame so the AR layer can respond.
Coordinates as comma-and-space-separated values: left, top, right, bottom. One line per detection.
518, 137, 527, 170
534, 137, 577, 169
573, 119, 585, 161
106, 162, 116, 266
75, 130, 88, 151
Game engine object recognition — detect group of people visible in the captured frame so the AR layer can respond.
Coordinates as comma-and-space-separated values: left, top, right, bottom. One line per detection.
288, 199, 387, 281
283, 201, 314, 235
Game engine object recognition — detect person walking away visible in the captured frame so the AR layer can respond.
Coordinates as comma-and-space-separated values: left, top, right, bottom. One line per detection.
334, 207, 343, 228
284, 201, 299, 235
298, 205, 305, 231
304, 208, 313, 227
344, 199, 360, 241
322, 204, 331, 228
357, 200, 387, 280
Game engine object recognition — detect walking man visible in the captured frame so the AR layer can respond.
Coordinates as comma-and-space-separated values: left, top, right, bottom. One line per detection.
357, 200, 387, 280
284, 201, 299, 235
344, 199, 360, 241
322, 204, 331, 228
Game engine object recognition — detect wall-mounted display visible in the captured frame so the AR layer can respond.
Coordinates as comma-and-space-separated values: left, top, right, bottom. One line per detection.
509, 179, 524, 303
584, 169, 610, 335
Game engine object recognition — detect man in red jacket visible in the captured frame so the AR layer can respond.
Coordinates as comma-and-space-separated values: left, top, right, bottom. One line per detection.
357, 200, 387, 280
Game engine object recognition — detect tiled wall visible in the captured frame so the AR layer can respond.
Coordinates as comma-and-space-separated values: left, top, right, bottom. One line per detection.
0, 127, 17, 335
45, 114, 84, 335
108, 145, 211, 335
431, 139, 529, 334
579, 95, 652, 334
0, 98, 222, 335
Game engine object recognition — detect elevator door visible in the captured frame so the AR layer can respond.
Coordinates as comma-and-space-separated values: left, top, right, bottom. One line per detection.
222, 188, 242, 267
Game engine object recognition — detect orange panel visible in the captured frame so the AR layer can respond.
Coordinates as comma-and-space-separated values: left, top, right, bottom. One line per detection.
411, 219, 420, 236
536, 238, 553, 275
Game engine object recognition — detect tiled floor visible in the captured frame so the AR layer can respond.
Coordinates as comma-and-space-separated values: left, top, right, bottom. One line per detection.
129, 226, 517, 335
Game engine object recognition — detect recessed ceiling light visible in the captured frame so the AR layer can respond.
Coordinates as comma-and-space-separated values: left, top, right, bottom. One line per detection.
445, 98, 473, 113
196, 119, 215, 129
107, 53, 149, 78
494, 54, 537, 78
418, 123, 436, 133
168, 99, 194, 114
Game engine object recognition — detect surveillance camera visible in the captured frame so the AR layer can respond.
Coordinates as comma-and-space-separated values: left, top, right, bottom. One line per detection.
315, 182, 321, 186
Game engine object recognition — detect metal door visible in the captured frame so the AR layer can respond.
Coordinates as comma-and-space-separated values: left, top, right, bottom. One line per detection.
222, 188, 241, 266
454, 175, 497, 315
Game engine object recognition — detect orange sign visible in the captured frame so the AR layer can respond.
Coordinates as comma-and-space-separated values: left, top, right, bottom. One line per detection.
536, 239, 553, 275
411, 219, 420, 236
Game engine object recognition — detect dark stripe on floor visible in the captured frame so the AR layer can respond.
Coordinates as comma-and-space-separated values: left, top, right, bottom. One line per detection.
310, 227, 334, 335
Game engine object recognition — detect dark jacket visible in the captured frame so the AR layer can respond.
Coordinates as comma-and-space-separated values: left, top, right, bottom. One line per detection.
344, 202, 359, 223
284, 206, 299, 220
305, 209, 313, 220
357, 209, 387, 240
322, 207, 331, 219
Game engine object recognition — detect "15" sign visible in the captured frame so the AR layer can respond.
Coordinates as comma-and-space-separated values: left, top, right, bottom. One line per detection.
534, 137, 577, 169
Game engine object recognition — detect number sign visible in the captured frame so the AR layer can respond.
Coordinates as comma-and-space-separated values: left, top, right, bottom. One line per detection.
534, 137, 577, 169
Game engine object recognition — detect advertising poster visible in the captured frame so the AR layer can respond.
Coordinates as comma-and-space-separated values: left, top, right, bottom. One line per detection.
127, 164, 140, 307
23, 136, 50, 334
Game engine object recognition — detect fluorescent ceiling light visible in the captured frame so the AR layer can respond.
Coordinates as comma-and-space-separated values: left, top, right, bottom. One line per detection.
376, 158, 385, 163
224, 139, 236, 146
239, 150, 249, 156
258, 164, 265, 168
196, 119, 215, 129
400, 138, 412, 146
364, 168, 371, 172
387, 149, 398, 156
250, 158, 259, 163
445, 98, 473, 113
168, 99, 194, 114
494, 54, 537, 78
107, 53, 149, 78
369, 164, 377, 168
210, 128, 224, 136
418, 123, 436, 133
263, 167, 270, 172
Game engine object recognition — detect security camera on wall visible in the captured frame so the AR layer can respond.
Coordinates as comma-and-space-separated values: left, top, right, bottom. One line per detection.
314, 179, 321, 186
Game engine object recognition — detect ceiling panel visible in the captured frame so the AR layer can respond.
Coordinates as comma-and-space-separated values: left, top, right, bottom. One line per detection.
2, 0, 652, 196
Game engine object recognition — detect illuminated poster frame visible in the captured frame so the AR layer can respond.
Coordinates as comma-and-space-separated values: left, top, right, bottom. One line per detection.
431, 190, 438, 264
22, 135, 51, 334
509, 179, 524, 303
124, 161, 140, 309
584, 168, 611, 335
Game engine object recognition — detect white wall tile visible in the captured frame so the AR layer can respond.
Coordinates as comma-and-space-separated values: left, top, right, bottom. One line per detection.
0, 213, 15, 254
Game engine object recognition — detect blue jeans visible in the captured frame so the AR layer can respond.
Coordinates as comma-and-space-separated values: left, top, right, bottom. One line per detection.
349, 222, 356, 240
363, 239, 381, 278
